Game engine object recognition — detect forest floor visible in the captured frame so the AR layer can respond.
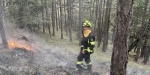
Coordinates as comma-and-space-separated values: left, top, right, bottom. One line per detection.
0, 26, 150, 75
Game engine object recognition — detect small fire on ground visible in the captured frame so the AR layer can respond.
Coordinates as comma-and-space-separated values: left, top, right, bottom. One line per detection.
8, 39, 32, 50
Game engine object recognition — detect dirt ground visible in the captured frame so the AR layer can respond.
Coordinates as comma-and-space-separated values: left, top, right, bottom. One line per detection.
0, 25, 150, 75
0, 40, 150, 75
0, 42, 109, 75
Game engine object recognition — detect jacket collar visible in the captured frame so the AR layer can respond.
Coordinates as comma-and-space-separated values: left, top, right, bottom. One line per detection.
83, 30, 91, 37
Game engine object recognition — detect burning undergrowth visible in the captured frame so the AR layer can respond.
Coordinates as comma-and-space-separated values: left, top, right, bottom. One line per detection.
0, 46, 35, 75
1, 21, 104, 75
8, 35, 33, 51
0, 22, 150, 75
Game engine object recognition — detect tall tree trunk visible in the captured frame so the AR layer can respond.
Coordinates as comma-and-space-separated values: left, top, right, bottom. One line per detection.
64, 0, 68, 36
102, 0, 112, 52
101, 0, 106, 32
94, 0, 99, 34
35, 0, 40, 30
112, 11, 117, 44
140, 36, 148, 57
142, 19, 150, 64
41, 0, 45, 34
142, 43, 150, 64
52, 0, 55, 36
110, 0, 133, 75
93, 0, 96, 33
78, 0, 83, 45
55, 2, 59, 31
45, 0, 51, 37
97, 0, 103, 47
134, 0, 149, 62
89, 0, 93, 21
67, 0, 72, 42
0, 0, 8, 48
59, 0, 63, 39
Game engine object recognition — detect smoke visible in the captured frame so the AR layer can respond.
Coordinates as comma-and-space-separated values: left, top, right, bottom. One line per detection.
3, 19, 50, 51
3, 20, 33, 50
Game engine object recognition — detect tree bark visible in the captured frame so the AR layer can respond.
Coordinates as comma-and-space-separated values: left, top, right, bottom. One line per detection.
64, 0, 68, 36
102, 0, 112, 52
59, 0, 63, 39
94, 0, 99, 34
41, 0, 45, 34
97, 0, 103, 47
110, 0, 133, 75
78, 0, 83, 45
55, 2, 59, 31
0, 0, 8, 48
142, 45, 150, 64
140, 36, 148, 57
45, 0, 51, 37
67, 0, 72, 42
52, 0, 55, 36
142, 19, 150, 64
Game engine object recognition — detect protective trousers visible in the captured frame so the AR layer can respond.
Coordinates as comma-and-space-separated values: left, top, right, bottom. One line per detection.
76, 53, 92, 71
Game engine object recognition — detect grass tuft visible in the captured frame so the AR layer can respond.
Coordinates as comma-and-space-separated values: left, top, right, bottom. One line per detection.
35, 30, 150, 70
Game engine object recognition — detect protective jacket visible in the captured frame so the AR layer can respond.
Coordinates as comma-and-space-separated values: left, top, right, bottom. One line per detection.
80, 30, 95, 54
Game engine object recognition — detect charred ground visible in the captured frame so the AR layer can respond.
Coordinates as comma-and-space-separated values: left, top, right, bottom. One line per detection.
0, 42, 108, 75
0, 26, 150, 75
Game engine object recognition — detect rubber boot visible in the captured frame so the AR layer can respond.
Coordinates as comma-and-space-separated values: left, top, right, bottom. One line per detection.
87, 64, 92, 73
73, 64, 83, 74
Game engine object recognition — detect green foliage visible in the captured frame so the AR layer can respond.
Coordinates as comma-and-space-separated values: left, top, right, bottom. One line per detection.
131, 0, 150, 36
4, 0, 150, 38
133, 0, 144, 25
5, 0, 52, 29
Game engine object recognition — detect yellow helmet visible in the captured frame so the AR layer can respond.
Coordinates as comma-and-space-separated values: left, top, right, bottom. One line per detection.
82, 20, 92, 27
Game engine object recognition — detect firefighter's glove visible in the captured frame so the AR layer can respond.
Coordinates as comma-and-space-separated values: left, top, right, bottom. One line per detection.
82, 50, 85, 54
81, 50, 88, 54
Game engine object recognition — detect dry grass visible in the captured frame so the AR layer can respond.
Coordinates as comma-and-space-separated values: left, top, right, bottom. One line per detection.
128, 51, 150, 70
35, 30, 150, 71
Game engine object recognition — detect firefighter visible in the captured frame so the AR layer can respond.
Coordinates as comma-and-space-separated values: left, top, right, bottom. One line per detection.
75, 20, 95, 73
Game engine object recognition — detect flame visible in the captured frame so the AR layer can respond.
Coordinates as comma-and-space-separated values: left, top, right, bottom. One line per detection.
11, 43, 14, 46
8, 41, 16, 49
8, 40, 31, 50
22, 44, 31, 50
